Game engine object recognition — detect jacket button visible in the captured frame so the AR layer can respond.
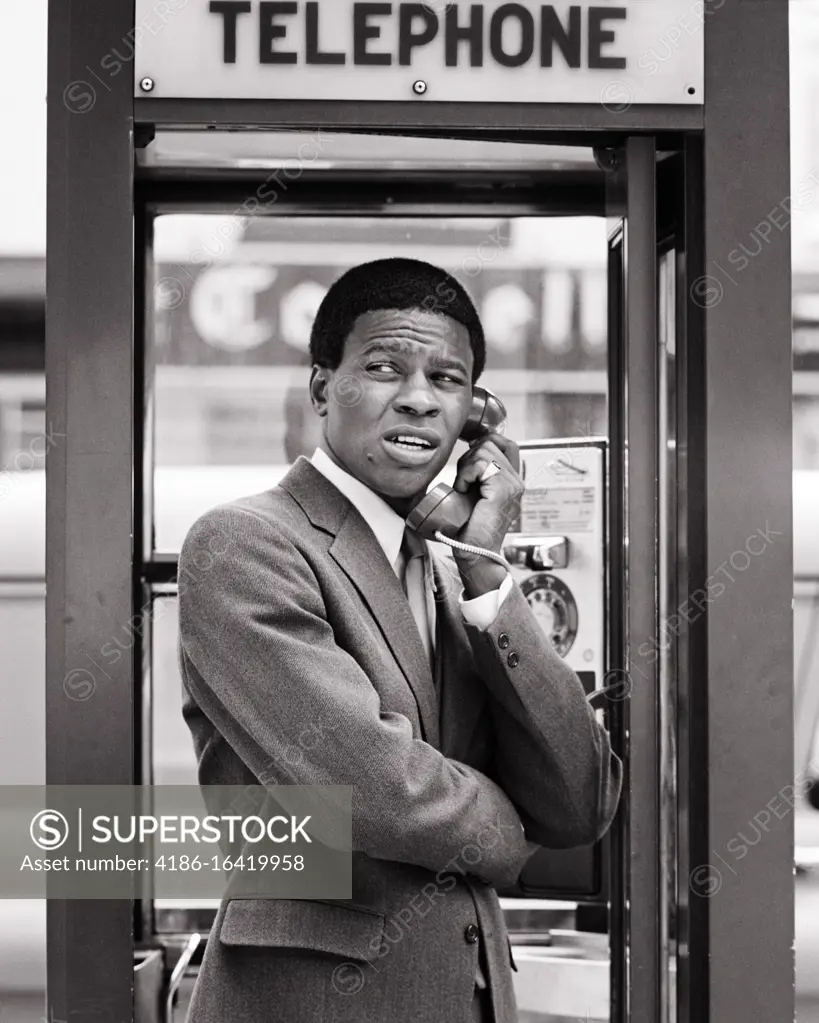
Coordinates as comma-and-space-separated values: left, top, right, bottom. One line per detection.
464, 923, 479, 944
507, 652, 519, 667
498, 633, 510, 649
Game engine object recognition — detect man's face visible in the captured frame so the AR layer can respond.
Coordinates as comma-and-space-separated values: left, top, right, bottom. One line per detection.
310, 307, 475, 513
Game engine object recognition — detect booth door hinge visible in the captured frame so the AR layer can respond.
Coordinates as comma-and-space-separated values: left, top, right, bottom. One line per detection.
593, 146, 621, 173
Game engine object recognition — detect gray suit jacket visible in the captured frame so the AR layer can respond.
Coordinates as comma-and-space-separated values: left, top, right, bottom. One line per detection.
177, 455, 622, 1023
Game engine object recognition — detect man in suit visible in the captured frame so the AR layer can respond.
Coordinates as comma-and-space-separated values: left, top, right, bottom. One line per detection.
177, 257, 622, 1023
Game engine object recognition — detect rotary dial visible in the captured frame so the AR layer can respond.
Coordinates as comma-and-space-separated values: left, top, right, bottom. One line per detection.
519, 573, 579, 658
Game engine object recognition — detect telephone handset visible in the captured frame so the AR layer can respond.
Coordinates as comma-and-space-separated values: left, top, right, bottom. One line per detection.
406, 386, 512, 566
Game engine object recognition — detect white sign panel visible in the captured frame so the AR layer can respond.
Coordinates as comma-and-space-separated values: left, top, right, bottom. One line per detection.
134, 0, 704, 105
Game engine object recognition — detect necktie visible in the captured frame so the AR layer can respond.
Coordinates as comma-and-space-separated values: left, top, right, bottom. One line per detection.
399, 527, 434, 672
401, 532, 481, 985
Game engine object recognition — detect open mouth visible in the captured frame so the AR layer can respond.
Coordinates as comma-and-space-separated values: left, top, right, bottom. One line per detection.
382, 433, 440, 466
386, 435, 436, 451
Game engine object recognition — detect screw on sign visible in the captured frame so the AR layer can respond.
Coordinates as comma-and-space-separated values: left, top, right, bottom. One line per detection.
413, 79, 428, 95
140, 77, 155, 92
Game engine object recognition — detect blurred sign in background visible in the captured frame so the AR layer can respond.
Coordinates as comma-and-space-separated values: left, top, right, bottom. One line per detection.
151, 214, 609, 466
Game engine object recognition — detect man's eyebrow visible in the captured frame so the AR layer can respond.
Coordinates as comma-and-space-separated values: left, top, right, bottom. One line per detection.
359, 342, 468, 374
427, 354, 469, 373
359, 341, 401, 356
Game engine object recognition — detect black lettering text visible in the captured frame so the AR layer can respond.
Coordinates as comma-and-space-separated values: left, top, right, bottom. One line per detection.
398, 3, 439, 65
209, 0, 252, 64
489, 3, 535, 68
353, 2, 393, 65
259, 1, 298, 63
588, 7, 626, 69
541, 5, 581, 68
305, 1, 345, 63
445, 4, 483, 67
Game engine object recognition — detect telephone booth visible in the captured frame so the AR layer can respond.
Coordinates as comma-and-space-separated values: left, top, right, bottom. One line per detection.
45, 1, 794, 1020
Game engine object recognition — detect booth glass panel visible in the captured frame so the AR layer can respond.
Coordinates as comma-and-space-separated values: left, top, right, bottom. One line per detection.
149, 212, 609, 552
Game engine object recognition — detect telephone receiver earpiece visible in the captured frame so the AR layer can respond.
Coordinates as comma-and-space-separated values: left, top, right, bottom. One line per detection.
406, 386, 508, 543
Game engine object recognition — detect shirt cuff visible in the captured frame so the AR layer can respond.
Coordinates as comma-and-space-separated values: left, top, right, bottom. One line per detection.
458, 572, 514, 630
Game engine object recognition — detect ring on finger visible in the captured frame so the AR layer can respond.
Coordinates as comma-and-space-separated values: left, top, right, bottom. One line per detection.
480, 460, 503, 482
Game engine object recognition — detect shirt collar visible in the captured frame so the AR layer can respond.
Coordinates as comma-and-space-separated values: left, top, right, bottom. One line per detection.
309, 446, 408, 570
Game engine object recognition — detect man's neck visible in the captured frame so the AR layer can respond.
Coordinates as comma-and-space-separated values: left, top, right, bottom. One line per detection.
317, 438, 417, 518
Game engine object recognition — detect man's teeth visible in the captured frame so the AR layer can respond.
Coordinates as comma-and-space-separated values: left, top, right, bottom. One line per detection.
391, 436, 432, 448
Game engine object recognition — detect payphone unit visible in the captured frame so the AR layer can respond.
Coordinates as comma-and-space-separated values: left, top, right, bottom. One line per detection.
499, 437, 609, 900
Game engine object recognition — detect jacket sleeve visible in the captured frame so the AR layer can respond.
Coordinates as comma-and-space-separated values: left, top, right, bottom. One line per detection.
458, 571, 514, 627
454, 569, 623, 849
177, 505, 534, 890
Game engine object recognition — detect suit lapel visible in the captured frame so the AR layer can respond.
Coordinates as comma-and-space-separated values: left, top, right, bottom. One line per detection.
330, 514, 440, 748
279, 457, 440, 748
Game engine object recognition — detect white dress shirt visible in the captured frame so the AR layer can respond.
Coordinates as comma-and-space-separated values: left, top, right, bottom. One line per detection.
309, 447, 512, 635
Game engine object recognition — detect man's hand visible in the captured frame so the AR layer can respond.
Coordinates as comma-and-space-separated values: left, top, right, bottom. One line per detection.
451, 432, 524, 596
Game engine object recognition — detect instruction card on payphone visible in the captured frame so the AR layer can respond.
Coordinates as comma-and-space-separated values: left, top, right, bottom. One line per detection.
521, 485, 596, 534
502, 440, 606, 690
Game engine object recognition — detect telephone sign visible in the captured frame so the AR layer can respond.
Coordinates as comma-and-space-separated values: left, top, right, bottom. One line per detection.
134, 0, 704, 105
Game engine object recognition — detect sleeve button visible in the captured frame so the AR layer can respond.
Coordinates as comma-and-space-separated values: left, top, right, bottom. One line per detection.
507, 652, 519, 667
464, 923, 480, 944
498, 633, 510, 649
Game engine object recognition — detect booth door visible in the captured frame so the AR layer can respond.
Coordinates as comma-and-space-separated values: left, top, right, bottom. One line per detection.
137, 133, 681, 1023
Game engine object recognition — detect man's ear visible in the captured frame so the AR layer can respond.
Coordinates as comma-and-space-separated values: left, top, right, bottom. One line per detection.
309, 365, 330, 417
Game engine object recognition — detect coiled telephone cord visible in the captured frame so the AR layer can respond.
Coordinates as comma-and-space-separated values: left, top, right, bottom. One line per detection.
433, 530, 512, 569
435, 531, 616, 707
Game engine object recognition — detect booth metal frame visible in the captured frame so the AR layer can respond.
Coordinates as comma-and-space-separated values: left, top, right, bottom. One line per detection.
46, 1, 793, 1021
